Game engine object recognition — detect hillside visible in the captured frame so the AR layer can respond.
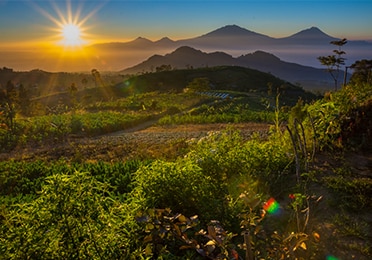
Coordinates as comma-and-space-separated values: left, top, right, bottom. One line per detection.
0, 67, 124, 98
117, 65, 318, 105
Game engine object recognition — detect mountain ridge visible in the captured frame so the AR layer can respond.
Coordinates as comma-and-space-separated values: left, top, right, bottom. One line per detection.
121, 46, 337, 90
86, 24, 372, 71
90, 25, 339, 47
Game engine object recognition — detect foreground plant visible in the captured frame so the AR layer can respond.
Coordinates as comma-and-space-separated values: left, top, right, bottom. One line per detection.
0, 172, 138, 259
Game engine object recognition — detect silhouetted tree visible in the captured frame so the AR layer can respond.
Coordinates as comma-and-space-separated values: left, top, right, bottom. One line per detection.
18, 84, 31, 116
81, 78, 88, 89
318, 38, 347, 90
68, 83, 78, 110
91, 69, 104, 88
0, 81, 17, 132
349, 59, 372, 85
155, 64, 172, 72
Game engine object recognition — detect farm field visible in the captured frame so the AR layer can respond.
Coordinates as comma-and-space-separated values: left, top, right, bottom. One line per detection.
1, 67, 371, 259
0, 122, 270, 162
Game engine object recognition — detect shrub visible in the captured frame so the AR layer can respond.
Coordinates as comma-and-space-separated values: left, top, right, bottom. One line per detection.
0, 172, 139, 259
131, 159, 226, 223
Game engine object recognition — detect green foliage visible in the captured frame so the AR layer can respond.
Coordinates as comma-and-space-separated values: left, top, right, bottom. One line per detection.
2, 69, 372, 259
322, 176, 372, 210
303, 81, 372, 149
0, 172, 139, 259
185, 77, 211, 92
124, 66, 315, 102
131, 159, 225, 223
158, 98, 282, 125
186, 130, 293, 197
0, 92, 210, 149
350, 59, 372, 85
0, 160, 143, 197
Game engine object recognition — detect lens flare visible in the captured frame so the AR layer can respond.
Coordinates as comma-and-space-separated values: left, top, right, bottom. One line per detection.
263, 197, 280, 214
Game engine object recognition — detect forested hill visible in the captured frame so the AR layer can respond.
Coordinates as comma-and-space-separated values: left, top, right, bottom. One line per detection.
117, 66, 319, 105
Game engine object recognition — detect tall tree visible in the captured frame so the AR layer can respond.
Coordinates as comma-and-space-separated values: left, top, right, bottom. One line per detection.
318, 38, 347, 91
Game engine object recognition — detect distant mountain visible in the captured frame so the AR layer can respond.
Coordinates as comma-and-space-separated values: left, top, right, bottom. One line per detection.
126, 46, 236, 72
278, 26, 338, 44
178, 24, 274, 48
154, 37, 177, 48
85, 24, 372, 72
121, 46, 334, 90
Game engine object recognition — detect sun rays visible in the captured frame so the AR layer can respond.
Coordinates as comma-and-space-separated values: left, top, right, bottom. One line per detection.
32, 0, 106, 50
25, 0, 109, 72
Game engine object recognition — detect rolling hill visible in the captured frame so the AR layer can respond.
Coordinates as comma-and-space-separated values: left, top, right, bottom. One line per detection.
116, 65, 318, 106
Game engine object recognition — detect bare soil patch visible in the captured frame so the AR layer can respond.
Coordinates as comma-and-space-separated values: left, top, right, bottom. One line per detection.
0, 122, 271, 162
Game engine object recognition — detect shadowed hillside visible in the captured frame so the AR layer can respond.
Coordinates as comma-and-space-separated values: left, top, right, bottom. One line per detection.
117, 66, 318, 106
120, 47, 338, 90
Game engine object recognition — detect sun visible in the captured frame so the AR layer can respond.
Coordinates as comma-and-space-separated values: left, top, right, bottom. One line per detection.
60, 23, 84, 47
31, 0, 105, 49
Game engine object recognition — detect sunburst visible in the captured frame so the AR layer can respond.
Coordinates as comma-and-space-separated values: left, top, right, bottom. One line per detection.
32, 0, 105, 49
60, 23, 84, 47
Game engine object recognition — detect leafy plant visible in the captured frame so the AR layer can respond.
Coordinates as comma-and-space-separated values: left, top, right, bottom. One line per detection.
0, 172, 139, 259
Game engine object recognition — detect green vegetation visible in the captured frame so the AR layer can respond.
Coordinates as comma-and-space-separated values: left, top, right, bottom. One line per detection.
0, 92, 211, 150
0, 64, 371, 259
158, 95, 287, 125
119, 66, 317, 104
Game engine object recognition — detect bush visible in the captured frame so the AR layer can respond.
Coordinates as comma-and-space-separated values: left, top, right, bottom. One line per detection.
131, 159, 227, 223
0, 172, 139, 259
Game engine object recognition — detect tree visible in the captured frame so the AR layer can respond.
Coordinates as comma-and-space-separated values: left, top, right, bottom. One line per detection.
349, 59, 372, 85
155, 64, 172, 72
185, 77, 211, 92
318, 38, 347, 90
68, 83, 78, 109
81, 77, 88, 89
91, 69, 104, 88
0, 81, 18, 132
18, 84, 31, 116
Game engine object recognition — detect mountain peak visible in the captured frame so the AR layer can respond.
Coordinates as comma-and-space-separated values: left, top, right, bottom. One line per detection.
203, 24, 266, 37
288, 26, 335, 40
170, 46, 204, 55
157, 37, 173, 42
238, 51, 281, 63
134, 36, 152, 42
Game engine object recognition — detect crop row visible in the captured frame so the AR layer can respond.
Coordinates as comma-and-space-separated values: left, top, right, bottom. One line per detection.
158, 100, 287, 125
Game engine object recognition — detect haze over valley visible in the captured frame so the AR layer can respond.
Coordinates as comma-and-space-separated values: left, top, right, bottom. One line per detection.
2, 25, 372, 74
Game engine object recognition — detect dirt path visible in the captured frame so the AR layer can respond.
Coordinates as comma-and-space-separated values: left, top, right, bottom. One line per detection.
0, 122, 271, 162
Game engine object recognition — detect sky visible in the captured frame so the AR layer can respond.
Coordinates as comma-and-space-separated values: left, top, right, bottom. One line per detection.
1, 0, 372, 47
0, 0, 371, 71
